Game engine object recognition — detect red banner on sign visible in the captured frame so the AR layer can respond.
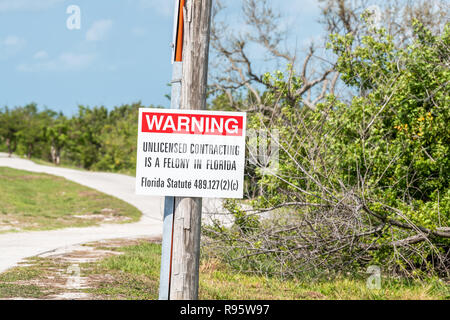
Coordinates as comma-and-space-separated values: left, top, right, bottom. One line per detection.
141, 112, 244, 136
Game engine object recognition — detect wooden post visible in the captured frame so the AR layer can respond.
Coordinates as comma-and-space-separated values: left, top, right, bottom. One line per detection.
159, 0, 184, 300
169, 0, 213, 300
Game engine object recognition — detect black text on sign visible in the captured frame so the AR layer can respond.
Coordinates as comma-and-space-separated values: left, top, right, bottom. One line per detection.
135, 108, 247, 198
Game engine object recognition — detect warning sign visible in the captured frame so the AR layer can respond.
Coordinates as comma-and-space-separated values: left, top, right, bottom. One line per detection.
135, 108, 247, 198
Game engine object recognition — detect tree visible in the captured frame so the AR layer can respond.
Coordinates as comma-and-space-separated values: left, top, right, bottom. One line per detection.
0, 106, 25, 157
44, 114, 69, 165
205, 12, 449, 278
66, 105, 108, 169
15, 104, 55, 159
0, 102, 149, 173
319, 0, 449, 44
210, 0, 449, 113
94, 103, 140, 173
210, 0, 338, 113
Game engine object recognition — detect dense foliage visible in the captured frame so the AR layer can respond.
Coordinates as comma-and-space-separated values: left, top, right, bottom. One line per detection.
205, 21, 449, 278
1, 10, 448, 280
0, 102, 149, 174
328, 21, 449, 230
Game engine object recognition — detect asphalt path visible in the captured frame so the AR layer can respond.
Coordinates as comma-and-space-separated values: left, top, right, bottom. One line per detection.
0, 153, 226, 273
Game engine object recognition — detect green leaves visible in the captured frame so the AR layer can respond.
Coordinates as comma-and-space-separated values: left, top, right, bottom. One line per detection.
222, 20, 450, 276
0, 102, 148, 174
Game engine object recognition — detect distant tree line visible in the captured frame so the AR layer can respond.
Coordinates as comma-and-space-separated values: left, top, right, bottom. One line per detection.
0, 102, 148, 174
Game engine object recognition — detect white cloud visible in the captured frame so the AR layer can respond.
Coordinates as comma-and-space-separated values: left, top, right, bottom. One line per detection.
0, 35, 25, 59
3, 35, 23, 47
59, 53, 95, 69
86, 19, 113, 42
0, 0, 64, 12
131, 26, 147, 37
138, 0, 173, 17
17, 52, 96, 72
33, 50, 49, 60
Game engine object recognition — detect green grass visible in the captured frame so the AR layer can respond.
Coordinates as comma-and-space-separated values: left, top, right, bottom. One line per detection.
0, 283, 48, 299
0, 167, 141, 232
29, 156, 88, 172
199, 268, 450, 300
0, 257, 64, 299
1, 239, 448, 300
82, 242, 162, 299
85, 242, 450, 300
28, 156, 135, 177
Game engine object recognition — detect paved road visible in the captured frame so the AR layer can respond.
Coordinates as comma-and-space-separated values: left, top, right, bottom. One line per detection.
0, 155, 230, 275
0, 153, 167, 273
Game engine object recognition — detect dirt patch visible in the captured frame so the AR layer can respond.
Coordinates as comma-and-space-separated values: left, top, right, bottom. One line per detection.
78, 190, 101, 198
299, 291, 325, 299
0, 217, 22, 232
0, 237, 157, 300
85, 237, 160, 249
0, 226, 17, 232
17, 175, 48, 181
72, 212, 131, 224
0, 175, 43, 181
50, 206, 134, 225
49, 292, 92, 300
199, 258, 222, 273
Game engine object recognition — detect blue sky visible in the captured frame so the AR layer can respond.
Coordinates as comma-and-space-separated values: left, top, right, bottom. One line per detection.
0, 0, 322, 115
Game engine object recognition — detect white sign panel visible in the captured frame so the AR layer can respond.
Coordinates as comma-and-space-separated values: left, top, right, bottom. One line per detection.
136, 108, 246, 198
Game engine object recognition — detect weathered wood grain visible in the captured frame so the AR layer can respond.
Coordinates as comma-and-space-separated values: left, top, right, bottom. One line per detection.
170, 0, 213, 300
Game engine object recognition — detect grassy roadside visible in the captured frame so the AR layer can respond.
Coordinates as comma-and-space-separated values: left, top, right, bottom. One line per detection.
0, 152, 135, 176
1, 239, 448, 300
0, 167, 141, 233
29, 157, 89, 172
28, 156, 135, 177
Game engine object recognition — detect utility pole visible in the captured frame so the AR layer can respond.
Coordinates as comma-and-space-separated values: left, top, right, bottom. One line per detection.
170, 0, 213, 300
159, 0, 213, 300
